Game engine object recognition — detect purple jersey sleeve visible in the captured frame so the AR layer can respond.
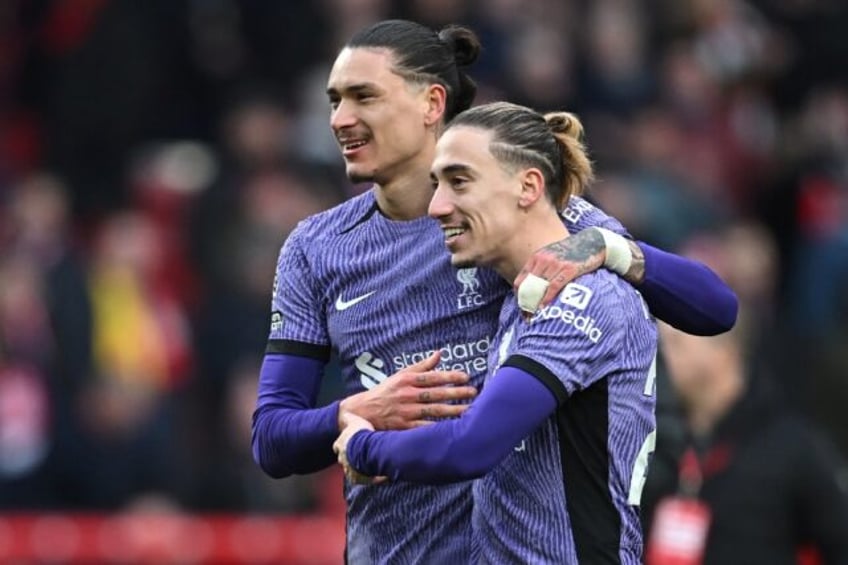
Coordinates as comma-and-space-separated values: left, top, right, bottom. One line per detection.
637, 242, 738, 335
252, 353, 340, 477
561, 198, 737, 335
267, 226, 330, 355
346, 366, 557, 483
252, 225, 340, 479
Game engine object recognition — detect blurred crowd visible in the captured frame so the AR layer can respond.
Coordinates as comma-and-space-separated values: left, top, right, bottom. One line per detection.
0, 0, 846, 518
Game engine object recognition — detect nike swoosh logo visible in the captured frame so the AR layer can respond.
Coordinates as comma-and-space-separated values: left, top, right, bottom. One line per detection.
335, 291, 376, 311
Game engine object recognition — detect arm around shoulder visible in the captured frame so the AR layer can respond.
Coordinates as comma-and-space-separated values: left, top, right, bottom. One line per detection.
633, 241, 738, 336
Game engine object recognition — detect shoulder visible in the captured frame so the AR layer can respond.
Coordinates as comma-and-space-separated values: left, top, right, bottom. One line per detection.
526, 271, 634, 340
559, 270, 644, 316
295, 190, 376, 238
285, 190, 377, 248
561, 196, 630, 236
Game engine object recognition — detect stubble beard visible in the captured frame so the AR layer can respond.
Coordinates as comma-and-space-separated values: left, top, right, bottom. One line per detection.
451, 255, 475, 270
346, 164, 376, 185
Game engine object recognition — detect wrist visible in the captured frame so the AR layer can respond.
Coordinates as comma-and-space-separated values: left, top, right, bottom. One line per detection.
595, 227, 632, 275
624, 240, 646, 285
346, 428, 373, 475
338, 396, 357, 431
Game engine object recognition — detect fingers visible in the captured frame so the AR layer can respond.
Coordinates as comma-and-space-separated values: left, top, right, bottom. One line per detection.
411, 370, 469, 387
513, 255, 559, 291
517, 252, 581, 312
403, 402, 469, 423
540, 274, 568, 308
517, 273, 549, 313
337, 410, 357, 431
407, 420, 436, 428
343, 464, 381, 485
405, 350, 441, 371
372, 401, 470, 431
338, 411, 374, 432
528, 255, 561, 281
417, 385, 476, 403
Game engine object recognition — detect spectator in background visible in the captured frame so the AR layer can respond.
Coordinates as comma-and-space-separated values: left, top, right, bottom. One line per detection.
184, 94, 343, 509
6, 174, 93, 391
778, 86, 848, 457
643, 317, 848, 565
67, 211, 189, 509
0, 173, 92, 509
0, 254, 56, 506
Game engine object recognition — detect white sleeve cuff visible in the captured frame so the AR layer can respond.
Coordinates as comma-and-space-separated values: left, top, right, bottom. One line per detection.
596, 227, 633, 275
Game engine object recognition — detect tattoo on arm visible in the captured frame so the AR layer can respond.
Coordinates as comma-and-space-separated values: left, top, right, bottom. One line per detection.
545, 229, 606, 277
624, 240, 646, 285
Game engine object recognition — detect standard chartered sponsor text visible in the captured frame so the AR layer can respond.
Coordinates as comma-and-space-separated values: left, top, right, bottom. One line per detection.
394, 336, 491, 374
357, 337, 492, 390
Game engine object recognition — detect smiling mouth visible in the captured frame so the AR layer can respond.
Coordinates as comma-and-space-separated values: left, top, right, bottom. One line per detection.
339, 139, 369, 156
442, 226, 468, 245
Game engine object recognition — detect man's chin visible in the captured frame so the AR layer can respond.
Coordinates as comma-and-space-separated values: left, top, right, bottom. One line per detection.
450, 255, 475, 269
346, 165, 377, 185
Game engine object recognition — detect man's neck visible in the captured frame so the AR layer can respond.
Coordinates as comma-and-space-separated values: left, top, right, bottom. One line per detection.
374, 169, 434, 220
493, 211, 570, 283
373, 142, 436, 221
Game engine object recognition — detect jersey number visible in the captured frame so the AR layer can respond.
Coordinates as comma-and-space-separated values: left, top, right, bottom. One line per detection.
629, 352, 657, 505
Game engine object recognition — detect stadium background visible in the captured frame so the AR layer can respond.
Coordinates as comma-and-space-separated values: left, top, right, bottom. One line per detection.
0, 0, 846, 562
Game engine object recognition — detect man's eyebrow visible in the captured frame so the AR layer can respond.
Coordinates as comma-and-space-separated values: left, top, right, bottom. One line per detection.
438, 163, 473, 176
326, 83, 380, 97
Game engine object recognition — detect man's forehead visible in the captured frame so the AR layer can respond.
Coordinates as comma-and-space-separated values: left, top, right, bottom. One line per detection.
433, 127, 493, 171
327, 47, 399, 88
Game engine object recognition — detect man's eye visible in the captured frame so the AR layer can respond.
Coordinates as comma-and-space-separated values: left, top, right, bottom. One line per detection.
451, 177, 468, 188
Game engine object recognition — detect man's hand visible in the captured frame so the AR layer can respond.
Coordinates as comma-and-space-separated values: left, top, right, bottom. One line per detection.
514, 228, 647, 317
338, 351, 476, 431
333, 413, 387, 485
514, 228, 607, 314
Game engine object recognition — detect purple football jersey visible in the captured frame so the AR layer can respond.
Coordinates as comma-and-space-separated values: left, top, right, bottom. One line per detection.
473, 270, 657, 564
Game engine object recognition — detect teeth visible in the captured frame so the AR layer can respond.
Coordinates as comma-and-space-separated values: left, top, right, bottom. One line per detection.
343, 140, 367, 150
444, 227, 465, 239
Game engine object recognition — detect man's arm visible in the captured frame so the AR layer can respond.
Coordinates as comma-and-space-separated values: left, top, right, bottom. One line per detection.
253, 226, 342, 478
635, 242, 738, 336
252, 353, 339, 478
336, 367, 557, 484
514, 228, 738, 336
253, 351, 478, 478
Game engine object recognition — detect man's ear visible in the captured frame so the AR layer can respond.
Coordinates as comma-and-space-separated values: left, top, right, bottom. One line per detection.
518, 168, 546, 208
423, 84, 447, 127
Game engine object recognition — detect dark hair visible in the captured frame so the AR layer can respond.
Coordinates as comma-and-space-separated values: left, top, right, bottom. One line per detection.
347, 19, 481, 121
447, 101, 594, 209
